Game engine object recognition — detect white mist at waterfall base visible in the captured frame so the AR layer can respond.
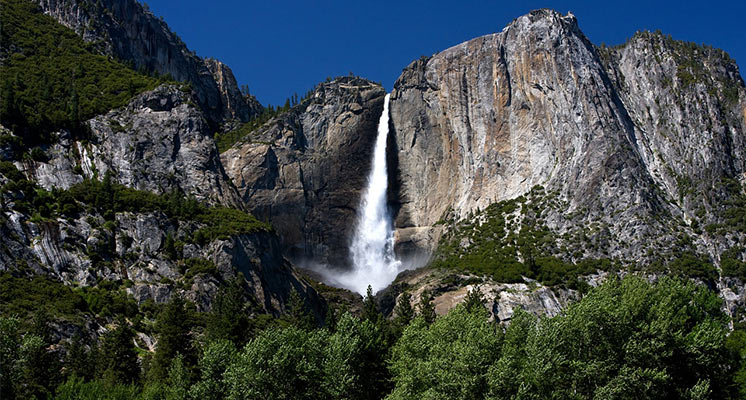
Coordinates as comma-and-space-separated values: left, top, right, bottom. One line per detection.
327, 93, 402, 296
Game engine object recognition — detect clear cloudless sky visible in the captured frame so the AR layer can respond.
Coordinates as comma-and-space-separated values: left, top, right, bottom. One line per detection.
145, 0, 745, 106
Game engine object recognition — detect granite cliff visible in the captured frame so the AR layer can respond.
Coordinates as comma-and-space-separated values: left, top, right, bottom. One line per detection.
382, 9, 745, 320
0, 84, 322, 318
22, 85, 242, 207
389, 10, 745, 267
2, 3, 745, 330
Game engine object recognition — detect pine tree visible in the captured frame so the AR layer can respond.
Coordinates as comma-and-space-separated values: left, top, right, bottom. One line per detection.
463, 285, 486, 314
29, 309, 51, 343
98, 319, 139, 384
64, 333, 95, 380
361, 285, 383, 324
393, 291, 414, 328
96, 171, 115, 217
418, 290, 436, 324
205, 277, 252, 346
324, 305, 338, 332
69, 87, 80, 129
151, 295, 195, 381
164, 233, 177, 261
167, 354, 190, 400
287, 287, 315, 331
0, 75, 18, 129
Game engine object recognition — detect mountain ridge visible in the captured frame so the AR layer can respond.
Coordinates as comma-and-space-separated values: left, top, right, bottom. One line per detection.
36, 0, 260, 126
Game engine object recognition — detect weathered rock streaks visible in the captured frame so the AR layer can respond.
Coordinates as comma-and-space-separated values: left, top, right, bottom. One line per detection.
389, 9, 745, 265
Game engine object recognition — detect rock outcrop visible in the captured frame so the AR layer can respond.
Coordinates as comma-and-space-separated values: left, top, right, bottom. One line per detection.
380, 268, 581, 323
37, 0, 258, 125
600, 31, 746, 253
1, 83, 322, 315
204, 58, 256, 122
389, 9, 746, 266
222, 77, 386, 267
1, 82, 325, 326
21, 85, 242, 207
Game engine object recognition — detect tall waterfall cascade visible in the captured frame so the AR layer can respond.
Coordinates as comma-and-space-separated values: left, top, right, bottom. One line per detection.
336, 93, 401, 295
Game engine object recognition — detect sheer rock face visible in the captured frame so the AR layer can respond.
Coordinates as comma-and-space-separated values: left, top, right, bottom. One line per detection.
204, 58, 254, 122
601, 33, 746, 227
389, 9, 746, 264
85, 85, 243, 207
222, 77, 386, 267
37, 0, 256, 125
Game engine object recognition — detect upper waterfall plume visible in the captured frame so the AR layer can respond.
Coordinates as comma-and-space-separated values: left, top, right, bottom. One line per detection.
334, 93, 401, 295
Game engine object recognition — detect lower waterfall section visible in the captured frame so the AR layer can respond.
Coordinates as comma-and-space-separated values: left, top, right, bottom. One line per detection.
329, 93, 401, 295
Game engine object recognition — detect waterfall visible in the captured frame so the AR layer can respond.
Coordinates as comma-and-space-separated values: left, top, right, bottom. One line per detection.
335, 93, 401, 295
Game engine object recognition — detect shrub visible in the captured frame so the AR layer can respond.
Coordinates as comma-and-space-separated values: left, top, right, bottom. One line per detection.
0, 273, 87, 321
183, 258, 218, 281
721, 248, 746, 281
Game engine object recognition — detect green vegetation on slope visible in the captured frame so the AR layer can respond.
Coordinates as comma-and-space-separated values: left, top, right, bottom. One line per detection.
722, 247, 746, 281
215, 104, 290, 152
0, 163, 271, 245
432, 186, 609, 287
0, 0, 164, 147
623, 30, 742, 106
0, 274, 138, 324
721, 178, 746, 234
432, 185, 719, 285
215, 89, 316, 152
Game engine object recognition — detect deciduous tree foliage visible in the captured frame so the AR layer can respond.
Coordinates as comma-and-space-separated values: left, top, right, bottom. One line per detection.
387, 306, 503, 400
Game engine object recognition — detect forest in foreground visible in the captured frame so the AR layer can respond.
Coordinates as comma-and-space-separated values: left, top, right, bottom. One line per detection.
3, 276, 746, 399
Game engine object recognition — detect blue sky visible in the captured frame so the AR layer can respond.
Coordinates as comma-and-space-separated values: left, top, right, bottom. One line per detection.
145, 0, 745, 106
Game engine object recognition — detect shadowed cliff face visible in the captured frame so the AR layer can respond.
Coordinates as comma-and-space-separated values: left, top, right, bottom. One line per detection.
389, 9, 746, 266
37, 0, 258, 125
222, 77, 386, 267
0, 207, 321, 317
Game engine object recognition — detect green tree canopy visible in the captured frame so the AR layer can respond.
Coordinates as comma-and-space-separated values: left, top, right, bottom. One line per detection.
387, 305, 503, 400
150, 296, 196, 382
487, 276, 732, 399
